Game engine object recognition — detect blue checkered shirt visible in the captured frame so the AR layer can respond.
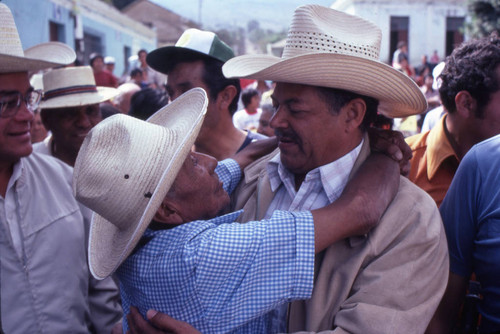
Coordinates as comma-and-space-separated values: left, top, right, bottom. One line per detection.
117, 159, 315, 333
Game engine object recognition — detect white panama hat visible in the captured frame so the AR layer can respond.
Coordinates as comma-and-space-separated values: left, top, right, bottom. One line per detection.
39, 66, 119, 109
73, 88, 208, 279
0, 3, 75, 73
223, 5, 427, 118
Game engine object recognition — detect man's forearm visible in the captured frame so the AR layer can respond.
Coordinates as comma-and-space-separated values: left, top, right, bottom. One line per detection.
311, 153, 399, 253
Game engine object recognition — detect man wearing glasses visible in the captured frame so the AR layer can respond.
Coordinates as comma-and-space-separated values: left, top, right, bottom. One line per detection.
0, 4, 120, 333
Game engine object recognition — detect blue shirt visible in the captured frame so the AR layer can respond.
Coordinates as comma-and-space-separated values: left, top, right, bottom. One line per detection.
440, 135, 500, 332
117, 159, 315, 333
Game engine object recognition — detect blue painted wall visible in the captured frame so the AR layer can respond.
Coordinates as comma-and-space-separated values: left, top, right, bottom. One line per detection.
3, 0, 156, 78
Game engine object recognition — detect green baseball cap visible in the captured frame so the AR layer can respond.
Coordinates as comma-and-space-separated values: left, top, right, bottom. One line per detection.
147, 28, 235, 74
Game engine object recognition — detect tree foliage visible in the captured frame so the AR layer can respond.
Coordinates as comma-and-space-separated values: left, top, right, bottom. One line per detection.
466, 0, 500, 38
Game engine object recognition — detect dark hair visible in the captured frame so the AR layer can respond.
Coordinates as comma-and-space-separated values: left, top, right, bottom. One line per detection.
130, 68, 143, 78
315, 86, 379, 132
439, 34, 500, 118
89, 53, 103, 67
241, 88, 260, 108
163, 52, 241, 115
99, 103, 121, 119
129, 88, 169, 120
138, 49, 147, 57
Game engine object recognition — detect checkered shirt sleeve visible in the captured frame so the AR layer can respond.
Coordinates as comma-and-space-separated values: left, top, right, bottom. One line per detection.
216, 159, 242, 195
117, 210, 315, 333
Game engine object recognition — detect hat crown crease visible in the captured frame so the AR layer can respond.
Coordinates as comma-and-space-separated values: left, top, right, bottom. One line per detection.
76, 115, 175, 230
283, 5, 381, 61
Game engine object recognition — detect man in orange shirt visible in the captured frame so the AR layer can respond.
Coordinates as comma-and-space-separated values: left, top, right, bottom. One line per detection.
406, 35, 500, 207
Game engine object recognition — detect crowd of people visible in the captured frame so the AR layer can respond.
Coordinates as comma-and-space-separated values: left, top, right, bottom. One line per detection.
0, 2, 499, 334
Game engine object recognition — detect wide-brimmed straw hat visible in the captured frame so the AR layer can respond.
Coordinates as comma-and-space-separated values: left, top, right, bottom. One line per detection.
147, 28, 235, 74
73, 88, 208, 279
222, 5, 426, 118
39, 66, 119, 109
0, 3, 75, 73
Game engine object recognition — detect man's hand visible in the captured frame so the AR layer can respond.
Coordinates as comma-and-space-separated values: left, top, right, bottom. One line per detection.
126, 306, 200, 334
232, 137, 278, 170
368, 127, 412, 176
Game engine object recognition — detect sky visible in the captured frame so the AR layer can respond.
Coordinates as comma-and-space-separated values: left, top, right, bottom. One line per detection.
150, 0, 334, 31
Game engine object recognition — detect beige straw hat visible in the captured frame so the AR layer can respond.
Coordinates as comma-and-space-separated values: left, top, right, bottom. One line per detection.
0, 3, 75, 73
73, 87, 208, 280
222, 5, 426, 118
39, 66, 119, 109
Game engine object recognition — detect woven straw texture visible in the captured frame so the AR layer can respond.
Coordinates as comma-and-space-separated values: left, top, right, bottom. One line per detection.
39, 66, 119, 109
223, 5, 426, 118
73, 88, 208, 279
0, 4, 75, 73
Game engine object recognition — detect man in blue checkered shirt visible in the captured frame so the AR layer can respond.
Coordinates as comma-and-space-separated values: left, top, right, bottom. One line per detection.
118, 149, 398, 334
74, 107, 401, 333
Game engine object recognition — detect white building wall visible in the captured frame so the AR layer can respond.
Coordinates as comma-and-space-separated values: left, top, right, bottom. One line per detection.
331, 0, 467, 65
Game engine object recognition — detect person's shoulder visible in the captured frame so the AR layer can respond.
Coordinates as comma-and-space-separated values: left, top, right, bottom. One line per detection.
242, 149, 279, 182
27, 152, 73, 183
246, 130, 267, 141
471, 135, 500, 155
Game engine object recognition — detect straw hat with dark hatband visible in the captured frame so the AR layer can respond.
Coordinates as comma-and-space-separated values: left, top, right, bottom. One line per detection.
222, 5, 427, 118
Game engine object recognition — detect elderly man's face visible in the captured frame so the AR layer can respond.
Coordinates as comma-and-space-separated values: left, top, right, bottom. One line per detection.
43, 104, 102, 155
270, 82, 355, 176
0, 72, 34, 163
166, 152, 229, 222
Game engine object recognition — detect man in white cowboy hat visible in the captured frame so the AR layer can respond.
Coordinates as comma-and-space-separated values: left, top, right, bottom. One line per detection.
146, 28, 267, 161
220, 5, 447, 334
121, 6, 449, 334
34, 65, 119, 167
0, 3, 122, 333
74, 87, 405, 333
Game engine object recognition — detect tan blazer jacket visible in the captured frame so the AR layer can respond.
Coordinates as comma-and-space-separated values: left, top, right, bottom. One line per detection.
231, 137, 449, 334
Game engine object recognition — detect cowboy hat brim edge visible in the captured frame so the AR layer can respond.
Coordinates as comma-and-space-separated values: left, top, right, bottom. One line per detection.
223, 53, 427, 118
87, 88, 208, 280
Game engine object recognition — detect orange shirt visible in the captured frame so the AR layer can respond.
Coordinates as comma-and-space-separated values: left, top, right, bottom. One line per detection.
405, 115, 460, 207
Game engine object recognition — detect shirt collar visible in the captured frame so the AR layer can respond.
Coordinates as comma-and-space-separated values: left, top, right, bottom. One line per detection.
267, 139, 363, 203
145, 210, 244, 237
426, 115, 459, 180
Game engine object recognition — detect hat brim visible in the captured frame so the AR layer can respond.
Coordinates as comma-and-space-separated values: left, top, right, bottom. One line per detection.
0, 42, 75, 73
39, 87, 120, 109
223, 53, 427, 118
147, 46, 219, 74
88, 88, 207, 279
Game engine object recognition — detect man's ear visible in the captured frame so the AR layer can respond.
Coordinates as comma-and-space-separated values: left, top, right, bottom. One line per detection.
153, 198, 184, 225
343, 98, 366, 133
455, 90, 477, 118
215, 85, 237, 112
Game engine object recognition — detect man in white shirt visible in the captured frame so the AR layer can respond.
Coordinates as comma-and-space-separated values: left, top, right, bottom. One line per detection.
0, 4, 121, 333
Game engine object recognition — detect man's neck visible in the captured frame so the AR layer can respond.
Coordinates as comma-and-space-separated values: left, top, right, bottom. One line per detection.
52, 141, 77, 167
195, 124, 247, 161
444, 113, 470, 160
0, 161, 15, 197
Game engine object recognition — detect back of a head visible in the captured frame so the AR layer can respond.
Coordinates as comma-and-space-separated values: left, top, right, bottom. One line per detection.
439, 34, 500, 117
241, 88, 260, 108
129, 88, 169, 120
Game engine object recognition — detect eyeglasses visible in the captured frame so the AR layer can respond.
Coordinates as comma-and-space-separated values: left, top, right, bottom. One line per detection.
0, 90, 43, 118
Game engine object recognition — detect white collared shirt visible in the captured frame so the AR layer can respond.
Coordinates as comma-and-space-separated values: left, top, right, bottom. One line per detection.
265, 139, 363, 217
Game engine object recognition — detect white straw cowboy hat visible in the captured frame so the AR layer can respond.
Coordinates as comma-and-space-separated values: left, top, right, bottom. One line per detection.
223, 5, 426, 118
39, 66, 119, 109
73, 87, 208, 280
0, 3, 75, 73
